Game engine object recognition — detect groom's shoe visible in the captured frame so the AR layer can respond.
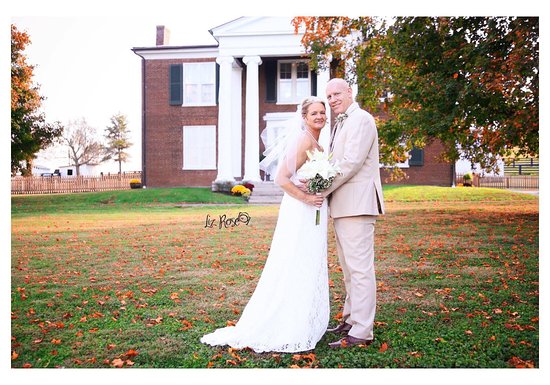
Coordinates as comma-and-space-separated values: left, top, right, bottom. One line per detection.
328, 335, 374, 349
326, 322, 352, 334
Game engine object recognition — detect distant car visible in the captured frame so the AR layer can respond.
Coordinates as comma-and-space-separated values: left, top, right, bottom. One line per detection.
41, 170, 61, 177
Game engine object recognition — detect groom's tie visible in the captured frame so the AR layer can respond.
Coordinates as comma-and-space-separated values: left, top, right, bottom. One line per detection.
330, 116, 345, 152
329, 124, 338, 152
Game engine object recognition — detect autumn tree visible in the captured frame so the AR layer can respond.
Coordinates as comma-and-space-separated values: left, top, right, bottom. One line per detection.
293, 17, 539, 174
62, 118, 108, 176
104, 113, 133, 174
11, 24, 63, 176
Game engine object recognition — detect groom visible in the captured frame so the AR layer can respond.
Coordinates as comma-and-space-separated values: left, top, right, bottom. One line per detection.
322, 78, 385, 348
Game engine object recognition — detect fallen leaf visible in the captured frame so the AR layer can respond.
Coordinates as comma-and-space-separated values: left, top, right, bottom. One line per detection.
111, 358, 125, 368
180, 319, 193, 331
508, 356, 535, 368
125, 349, 139, 357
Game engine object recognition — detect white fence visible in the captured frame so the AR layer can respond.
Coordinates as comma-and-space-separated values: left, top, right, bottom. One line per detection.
456, 174, 538, 190
11, 172, 142, 194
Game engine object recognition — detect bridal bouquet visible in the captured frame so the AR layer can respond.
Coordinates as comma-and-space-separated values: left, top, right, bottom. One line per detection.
298, 148, 342, 225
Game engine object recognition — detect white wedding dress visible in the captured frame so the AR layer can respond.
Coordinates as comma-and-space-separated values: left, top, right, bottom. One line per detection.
200, 186, 329, 353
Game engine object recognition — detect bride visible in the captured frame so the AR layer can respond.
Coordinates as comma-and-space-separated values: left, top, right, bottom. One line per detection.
200, 97, 330, 353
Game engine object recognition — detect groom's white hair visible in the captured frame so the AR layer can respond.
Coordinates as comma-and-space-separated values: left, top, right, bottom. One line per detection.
327, 78, 350, 88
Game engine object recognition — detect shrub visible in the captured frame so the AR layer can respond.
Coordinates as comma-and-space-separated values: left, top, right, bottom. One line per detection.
212, 181, 234, 193
463, 172, 473, 187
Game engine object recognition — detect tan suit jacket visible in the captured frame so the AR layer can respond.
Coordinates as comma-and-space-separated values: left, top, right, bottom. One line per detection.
325, 103, 385, 218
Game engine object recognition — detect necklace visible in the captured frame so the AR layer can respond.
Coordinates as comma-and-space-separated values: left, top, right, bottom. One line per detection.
304, 128, 321, 147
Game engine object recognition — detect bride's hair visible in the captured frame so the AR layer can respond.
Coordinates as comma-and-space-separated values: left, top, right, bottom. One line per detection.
301, 97, 326, 118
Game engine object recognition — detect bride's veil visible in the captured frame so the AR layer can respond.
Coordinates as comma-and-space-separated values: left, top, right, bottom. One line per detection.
259, 105, 304, 185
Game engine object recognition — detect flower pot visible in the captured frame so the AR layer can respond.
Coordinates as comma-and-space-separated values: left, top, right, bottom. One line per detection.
130, 183, 142, 189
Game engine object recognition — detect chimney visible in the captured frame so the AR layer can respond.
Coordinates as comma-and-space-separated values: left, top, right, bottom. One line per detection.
156, 25, 170, 46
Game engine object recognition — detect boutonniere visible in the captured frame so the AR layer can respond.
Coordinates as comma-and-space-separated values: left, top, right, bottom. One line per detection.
335, 113, 348, 125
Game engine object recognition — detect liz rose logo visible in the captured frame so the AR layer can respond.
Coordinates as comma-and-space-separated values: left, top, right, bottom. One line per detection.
205, 212, 251, 229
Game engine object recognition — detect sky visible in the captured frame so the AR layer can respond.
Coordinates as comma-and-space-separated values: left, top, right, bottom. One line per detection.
10, 12, 233, 173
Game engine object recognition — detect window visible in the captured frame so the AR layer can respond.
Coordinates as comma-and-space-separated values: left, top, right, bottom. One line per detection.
277, 60, 311, 104
182, 125, 217, 170
183, 62, 216, 105
409, 147, 424, 166
169, 62, 216, 106
382, 146, 424, 169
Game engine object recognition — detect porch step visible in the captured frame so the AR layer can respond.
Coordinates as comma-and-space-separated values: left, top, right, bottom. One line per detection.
248, 181, 283, 205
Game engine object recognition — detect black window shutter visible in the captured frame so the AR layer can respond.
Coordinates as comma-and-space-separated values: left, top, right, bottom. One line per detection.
265, 59, 277, 103
409, 147, 424, 166
310, 70, 317, 96
169, 64, 183, 105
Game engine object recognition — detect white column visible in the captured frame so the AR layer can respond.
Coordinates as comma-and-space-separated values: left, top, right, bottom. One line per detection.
215, 56, 235, 183
231, 65, 243, 179
242, 55, 262, 183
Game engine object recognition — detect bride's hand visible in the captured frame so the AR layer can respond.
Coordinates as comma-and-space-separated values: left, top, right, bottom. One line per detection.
295, 182, 309, 193
303, 192, 324, 208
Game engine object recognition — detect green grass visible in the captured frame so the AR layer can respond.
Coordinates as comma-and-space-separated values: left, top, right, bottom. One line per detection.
383, 185, 537, 202
11, 185, 537, 216
11, 187, 245, 216
11, 186, 538, 368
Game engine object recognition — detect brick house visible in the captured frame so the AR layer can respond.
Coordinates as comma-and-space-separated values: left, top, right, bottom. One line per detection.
132, 16, 453, 188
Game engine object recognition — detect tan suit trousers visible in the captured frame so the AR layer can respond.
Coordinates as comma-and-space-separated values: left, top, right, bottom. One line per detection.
333, 215, 377, 340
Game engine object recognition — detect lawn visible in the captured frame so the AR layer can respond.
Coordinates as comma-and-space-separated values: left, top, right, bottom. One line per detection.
10, 186, 539, 369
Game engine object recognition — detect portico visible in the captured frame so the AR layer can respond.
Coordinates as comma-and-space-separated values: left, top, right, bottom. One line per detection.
210, 17, 332, 185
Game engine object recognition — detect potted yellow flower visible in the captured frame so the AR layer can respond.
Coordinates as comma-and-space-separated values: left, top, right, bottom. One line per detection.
231, 184, 251, 201
130, 179, 142, 189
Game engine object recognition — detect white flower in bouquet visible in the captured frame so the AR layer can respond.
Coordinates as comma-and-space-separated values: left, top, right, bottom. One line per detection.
298, 149, 341, 181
